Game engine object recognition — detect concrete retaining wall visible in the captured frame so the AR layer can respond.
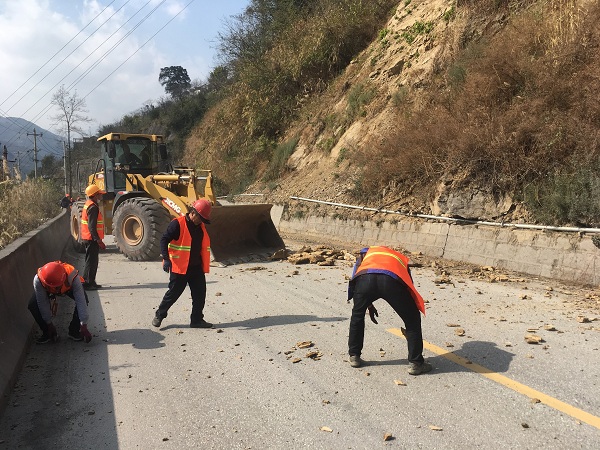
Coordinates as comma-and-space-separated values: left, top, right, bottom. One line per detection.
278, 211, 599, 286
0, 211, 70, 415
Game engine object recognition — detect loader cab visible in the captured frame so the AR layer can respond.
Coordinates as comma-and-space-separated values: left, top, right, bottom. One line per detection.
99, 133, 167, 192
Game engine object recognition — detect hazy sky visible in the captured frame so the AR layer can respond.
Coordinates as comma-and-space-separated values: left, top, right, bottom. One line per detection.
0, 0, 250, 136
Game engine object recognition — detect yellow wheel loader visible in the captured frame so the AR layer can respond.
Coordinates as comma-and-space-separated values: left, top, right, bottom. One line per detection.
70, 132, 284, 263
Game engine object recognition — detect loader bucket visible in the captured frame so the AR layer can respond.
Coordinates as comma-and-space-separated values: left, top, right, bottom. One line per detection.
206, 203, 285, 264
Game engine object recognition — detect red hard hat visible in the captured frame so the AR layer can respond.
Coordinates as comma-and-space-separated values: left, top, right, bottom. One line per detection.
38, 261, 66, 292
192, 199, 212, 222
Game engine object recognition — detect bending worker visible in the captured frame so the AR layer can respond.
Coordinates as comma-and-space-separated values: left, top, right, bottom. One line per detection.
347, 245, 432, 375
152, 199, 214, 329
28, 261, 92, 344
81, 184, 106, 290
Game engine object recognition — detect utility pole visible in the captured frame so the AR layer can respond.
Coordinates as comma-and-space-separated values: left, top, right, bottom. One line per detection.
63, 141, 68, 194
14, 151, 22, 180
27, 128, 43, 179
2, 144, 8, 181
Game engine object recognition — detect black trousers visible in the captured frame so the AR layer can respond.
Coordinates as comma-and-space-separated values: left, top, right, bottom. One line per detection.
155, 265, 206, 324
83, 240, 100, 284
28, 291, 85, 336
348, 273, 424, 364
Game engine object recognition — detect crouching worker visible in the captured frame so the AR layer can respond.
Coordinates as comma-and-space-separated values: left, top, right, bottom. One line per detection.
28, 261, 93, 344
347, 246, 431, 375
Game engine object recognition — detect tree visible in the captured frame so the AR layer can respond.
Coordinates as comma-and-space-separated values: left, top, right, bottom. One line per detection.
159, 66, 192, 99
49, 85, 92, 194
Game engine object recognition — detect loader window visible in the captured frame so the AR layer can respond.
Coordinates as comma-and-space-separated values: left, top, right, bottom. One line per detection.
115, 140, 152, 169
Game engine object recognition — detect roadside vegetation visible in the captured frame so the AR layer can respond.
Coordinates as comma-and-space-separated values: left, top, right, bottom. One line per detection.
0, 180, 63, 250
359, 0, 600, 227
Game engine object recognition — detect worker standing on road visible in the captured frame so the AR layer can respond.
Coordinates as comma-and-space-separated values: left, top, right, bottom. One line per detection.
347, 246, 432, 375
81, 184, 106, 290
152, 199, 214, 329
28, 261, 93, 344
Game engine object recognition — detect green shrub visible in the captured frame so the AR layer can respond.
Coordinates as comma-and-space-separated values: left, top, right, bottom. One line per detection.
524, 165, 600, 227
263, 137, 299, 181
347, 82, 376, 120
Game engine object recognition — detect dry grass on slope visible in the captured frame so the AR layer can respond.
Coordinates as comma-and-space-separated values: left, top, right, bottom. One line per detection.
353, 0, 600, 225
0, 180, 63, 250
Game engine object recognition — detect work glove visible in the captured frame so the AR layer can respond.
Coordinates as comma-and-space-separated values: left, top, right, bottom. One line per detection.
367, 304, 379, 324
162, 259, 172, 273
47, 322, 58, 341
80, 324, 92, 343
97, 240, 106, 250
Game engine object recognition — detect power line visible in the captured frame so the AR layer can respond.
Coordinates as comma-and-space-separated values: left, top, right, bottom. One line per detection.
25, 0, 160, 127
3, 0, 197, 138
0, 0, 119, 110
84, 0, 195, 99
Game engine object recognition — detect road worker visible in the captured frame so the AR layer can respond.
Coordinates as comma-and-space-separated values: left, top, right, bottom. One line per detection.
347, 245, 432, 375
81, 184, 106, 290
28, 261, 92, 344
152, 199, 214, 329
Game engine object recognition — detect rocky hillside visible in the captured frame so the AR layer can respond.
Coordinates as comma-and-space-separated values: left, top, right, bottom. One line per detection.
185, 0, 600, 226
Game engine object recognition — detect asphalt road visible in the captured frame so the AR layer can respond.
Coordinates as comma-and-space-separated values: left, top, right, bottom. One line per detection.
1, 236, 599, 449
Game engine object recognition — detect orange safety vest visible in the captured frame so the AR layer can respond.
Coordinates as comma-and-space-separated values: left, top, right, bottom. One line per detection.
39, 262, 84, 294
353, 246, 426, 315
81, 200, 104, 240
167, 216, 211, 274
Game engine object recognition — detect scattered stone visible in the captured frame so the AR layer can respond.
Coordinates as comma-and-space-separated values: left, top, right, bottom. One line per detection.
320, 426, 333, 432
429, 425, 443, 431
394, 379, 406, 386
446, 323, 461, 327
525, 334, 544, 344
384, 433, 393, 441
543, 324, 557, 331
521, 422, 530, 429
577, 316, 591, 323
291, 358, 302, 363
454, 328, 465, 336
270, 248, 289, 260
297, 341, 314, 349
305, 350, 322, 359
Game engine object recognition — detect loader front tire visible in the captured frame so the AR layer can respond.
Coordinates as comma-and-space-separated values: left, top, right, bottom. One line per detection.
69, 201, 86, 254
113, 197, 171, 261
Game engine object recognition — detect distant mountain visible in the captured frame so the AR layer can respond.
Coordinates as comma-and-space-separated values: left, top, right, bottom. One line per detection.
0, 117, 65, 178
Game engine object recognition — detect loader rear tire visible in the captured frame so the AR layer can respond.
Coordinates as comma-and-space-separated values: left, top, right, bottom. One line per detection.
69, 201, 86, 254
113, 197, 171, 261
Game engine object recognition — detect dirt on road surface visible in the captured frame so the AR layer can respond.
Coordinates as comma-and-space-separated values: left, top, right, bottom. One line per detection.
1, 235, 598, 449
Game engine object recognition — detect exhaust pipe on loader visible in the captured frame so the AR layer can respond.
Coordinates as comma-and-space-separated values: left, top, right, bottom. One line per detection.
207, 203, 285, 264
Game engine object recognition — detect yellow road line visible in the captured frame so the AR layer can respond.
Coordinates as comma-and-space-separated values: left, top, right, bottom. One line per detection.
387, 327, 600, 430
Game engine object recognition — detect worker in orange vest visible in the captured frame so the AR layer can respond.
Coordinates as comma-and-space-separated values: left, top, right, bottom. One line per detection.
81, 184, 106, 290
152, 199, 213, 329
28, 261, 93, 344
347, 246, 432, 375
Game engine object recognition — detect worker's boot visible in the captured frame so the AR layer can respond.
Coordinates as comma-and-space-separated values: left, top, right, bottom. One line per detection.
152, 315, 163, 327
408, 361, 432, 375
190, 320, 213, 328
349, 355, 363, 368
